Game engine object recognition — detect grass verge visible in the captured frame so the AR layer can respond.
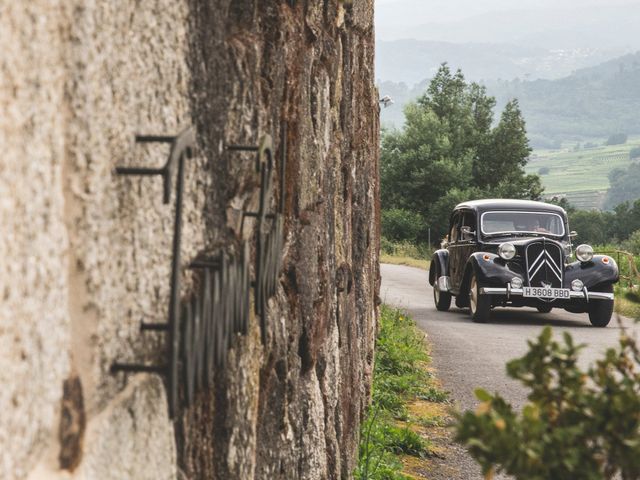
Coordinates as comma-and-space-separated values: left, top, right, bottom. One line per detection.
381, 253, 430, 270
355, 305, 448, 480
380, 238, 432, 271
614, 285, 640, 319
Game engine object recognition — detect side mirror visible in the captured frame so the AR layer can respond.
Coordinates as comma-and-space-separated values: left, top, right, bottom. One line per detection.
461, 226, 476, 239
569, 231, 578, 238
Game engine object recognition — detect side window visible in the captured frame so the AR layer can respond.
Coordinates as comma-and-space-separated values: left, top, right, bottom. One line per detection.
461, 211, 476, 239
449, 212, 461, 243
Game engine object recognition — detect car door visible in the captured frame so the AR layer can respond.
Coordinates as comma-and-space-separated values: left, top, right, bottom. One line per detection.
456, 210, 478, 289
447, 211, 463, 293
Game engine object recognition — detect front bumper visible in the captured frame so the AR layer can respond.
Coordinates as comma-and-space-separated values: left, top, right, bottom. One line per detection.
479, 285, 614, 302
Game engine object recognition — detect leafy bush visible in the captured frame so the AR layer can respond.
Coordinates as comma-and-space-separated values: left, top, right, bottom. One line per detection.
622, 229, 640, 255
381, 208, 424, 242
605, 133, 628, 145
456, 326, 640, 480
629, 146, 640, 160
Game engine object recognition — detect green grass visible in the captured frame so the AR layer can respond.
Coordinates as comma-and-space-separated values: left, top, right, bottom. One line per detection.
380, 238, 432, 270
380, 253, 430, 271
526, 136, 640, 209
355, 306, 448, 480
614, 286, 640, 319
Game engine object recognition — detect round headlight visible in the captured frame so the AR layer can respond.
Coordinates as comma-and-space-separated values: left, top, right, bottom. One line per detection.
571, 279, 584, 292
575, 244, 594, 262
498, 242, 516, 260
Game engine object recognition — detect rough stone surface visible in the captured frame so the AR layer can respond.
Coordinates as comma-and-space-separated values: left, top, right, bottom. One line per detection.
2, 1, 378, 479
179, 2, 379, 478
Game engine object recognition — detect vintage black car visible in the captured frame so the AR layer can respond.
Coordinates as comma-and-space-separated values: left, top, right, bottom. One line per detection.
428, 199, 619, 326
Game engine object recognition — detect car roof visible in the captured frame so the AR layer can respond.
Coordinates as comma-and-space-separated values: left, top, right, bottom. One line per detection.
454, 199, 566, 215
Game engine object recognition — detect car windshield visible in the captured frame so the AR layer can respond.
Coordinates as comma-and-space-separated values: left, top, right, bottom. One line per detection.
481, 211, 565, 237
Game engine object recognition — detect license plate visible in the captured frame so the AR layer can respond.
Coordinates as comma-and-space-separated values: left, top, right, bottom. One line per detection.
523, 287, 570, 299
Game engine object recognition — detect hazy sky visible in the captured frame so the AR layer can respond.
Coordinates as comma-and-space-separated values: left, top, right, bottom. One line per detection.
375, 0, 640, 41
376, 0, 640, 23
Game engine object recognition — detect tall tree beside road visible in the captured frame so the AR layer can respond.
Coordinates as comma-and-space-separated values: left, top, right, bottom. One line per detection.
480, 99, 542, 199
381, 64, 542, 243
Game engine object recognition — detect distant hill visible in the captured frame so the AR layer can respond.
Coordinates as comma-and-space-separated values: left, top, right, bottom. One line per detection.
376, 39, 625, 85
486, 51, 640, 145
524, 138, 640, 211
380, 51, 640, 146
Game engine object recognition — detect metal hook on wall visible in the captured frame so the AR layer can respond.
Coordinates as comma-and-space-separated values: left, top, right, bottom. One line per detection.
110, 121, 288, 417
226, 123, 287, 344
110, 126, 195, 418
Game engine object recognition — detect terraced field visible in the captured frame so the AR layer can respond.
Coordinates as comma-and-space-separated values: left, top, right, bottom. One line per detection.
525, 137, 640, 210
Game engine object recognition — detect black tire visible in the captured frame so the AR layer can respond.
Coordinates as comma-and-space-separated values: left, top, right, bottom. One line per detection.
433, 272, 452, 312
537, 305, 553, 313
469, 272, 491, 323
588, 284, 614, 327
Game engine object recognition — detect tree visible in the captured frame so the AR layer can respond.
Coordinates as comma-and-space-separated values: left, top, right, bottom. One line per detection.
479, 99, 543, 199
567, 210, 614, 245
381, 65, 542, 243
381, 209, 424, 242
604, 164, 640, 210
605, 133, 628, 145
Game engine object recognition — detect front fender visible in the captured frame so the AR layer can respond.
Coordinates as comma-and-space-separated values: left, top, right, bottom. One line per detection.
466, 252, 522, 288
429, 249, 449, 285
564, 255, 619, 289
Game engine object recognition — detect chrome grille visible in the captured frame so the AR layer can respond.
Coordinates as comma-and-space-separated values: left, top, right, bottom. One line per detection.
525, 241, 563, 289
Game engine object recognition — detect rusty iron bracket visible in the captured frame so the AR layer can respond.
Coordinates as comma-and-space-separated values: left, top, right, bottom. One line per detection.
111, 122, 288, 416
226, 124, 287, 344
110, 126, 195, 418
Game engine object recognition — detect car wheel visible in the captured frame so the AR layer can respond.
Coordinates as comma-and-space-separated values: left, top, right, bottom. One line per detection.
588, 284, 614, 327
537, 305, 553, 313
469, 272, 490, 323
433, 271, 452, 312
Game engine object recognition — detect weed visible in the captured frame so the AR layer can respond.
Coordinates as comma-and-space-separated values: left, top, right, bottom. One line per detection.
355, 306, 448, 479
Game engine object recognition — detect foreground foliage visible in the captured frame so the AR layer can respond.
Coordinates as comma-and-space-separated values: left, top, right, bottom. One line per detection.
356, 306, 447, 479
456, 326, 640, 480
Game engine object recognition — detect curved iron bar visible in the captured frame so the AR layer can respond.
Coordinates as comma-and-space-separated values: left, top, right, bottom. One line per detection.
110, 127, 195, 418
227, 130, 287, 344
112, 123, 287, 417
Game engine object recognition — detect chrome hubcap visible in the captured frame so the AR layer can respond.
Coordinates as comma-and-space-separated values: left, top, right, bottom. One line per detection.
470, 277, 478, 314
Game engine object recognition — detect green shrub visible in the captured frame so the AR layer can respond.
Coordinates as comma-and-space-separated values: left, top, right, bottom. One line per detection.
629, 146, 640, 160
381, 209, 424, 242
622, 229, 640, 255
456, 326, 640, 480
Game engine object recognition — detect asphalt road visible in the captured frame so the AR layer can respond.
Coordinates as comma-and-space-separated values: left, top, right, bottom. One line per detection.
381, 263, 639, 410
380, 263, 639, 479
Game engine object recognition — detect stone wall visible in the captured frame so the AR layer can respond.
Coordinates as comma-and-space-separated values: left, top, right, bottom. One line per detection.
0, 1, 378, 479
